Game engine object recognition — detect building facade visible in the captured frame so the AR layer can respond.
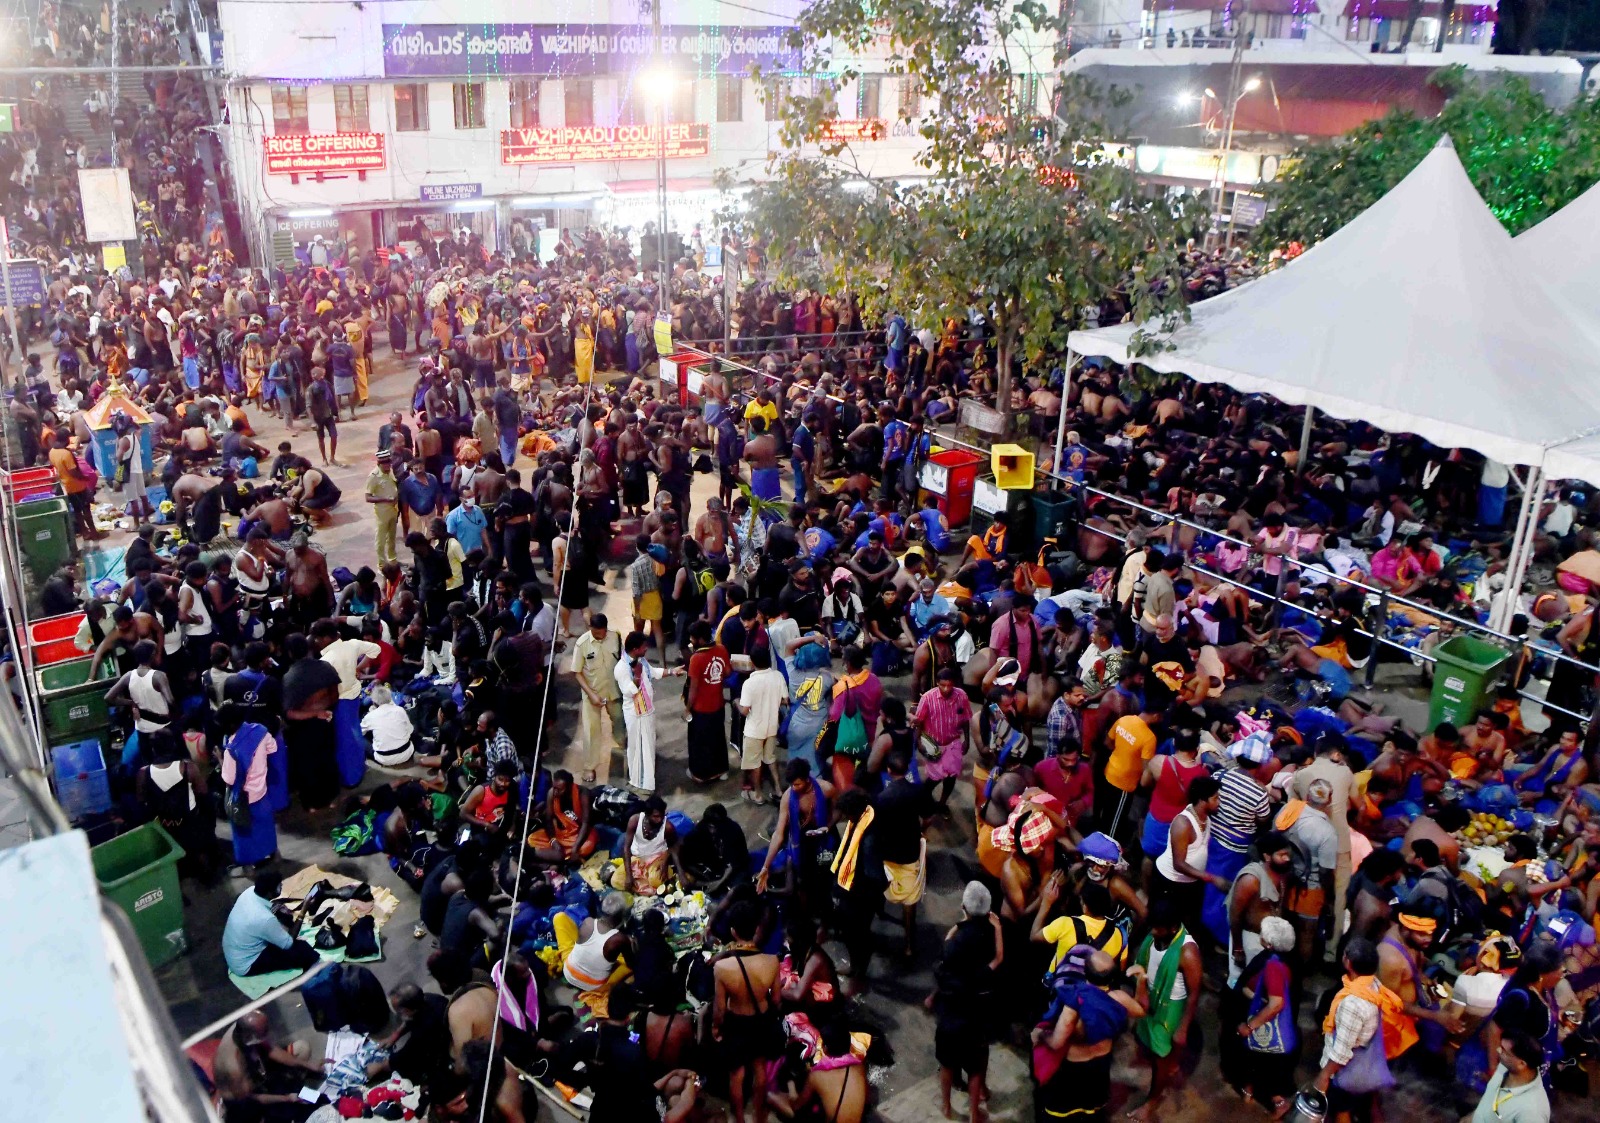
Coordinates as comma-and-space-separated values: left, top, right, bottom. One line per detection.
215, 0, 1054, 266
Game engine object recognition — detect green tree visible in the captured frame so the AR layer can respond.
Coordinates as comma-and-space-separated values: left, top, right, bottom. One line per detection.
1258, 72, 1600, 247
736, 0, 1198, 415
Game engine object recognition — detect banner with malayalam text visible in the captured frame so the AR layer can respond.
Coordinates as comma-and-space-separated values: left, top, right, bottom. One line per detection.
382, 24, 798, 78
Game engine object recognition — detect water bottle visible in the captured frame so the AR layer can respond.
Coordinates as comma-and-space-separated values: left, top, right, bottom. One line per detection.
1282, 1088, 1327, 1123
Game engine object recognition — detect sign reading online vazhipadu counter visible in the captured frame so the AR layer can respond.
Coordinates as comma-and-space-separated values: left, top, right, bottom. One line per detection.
382, 24, 798, 78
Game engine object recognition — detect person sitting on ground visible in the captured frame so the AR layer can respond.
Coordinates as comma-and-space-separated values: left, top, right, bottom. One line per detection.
221, 869, 320, 977
526, 769, 596, 866
559, 891, 631, 993
213, 1010, 325, 1121
361, 682, 415, 767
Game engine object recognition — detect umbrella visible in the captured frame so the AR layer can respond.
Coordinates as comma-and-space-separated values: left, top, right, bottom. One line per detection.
1557, 550, 1600, 585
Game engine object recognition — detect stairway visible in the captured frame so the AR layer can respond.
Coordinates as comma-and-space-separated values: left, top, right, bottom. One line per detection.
54, 74, 117, 163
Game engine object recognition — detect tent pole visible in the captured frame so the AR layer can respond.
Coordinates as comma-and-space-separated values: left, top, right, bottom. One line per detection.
1295, 405, 1315, 477
1053, 349, 1078, 483
1491, 468, 1534, 633
1493, 468, 1542, 633
1499, 469, 1545, 633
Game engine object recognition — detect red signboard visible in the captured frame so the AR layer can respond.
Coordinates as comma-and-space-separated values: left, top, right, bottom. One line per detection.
819, 118, 887, 142
500, 124, 710, 164
263, 133, 386, 175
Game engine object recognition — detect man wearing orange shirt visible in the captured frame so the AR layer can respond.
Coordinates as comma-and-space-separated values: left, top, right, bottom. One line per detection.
48, 431, 100, 538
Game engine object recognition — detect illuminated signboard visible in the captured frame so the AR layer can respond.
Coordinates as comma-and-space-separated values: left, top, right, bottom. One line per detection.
500, 124, 710, 164
819, 119, 886, 142
382, 24, 798, 78
263, 133, 386, 175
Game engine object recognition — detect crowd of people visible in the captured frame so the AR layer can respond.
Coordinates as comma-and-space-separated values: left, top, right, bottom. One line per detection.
8, 125, 1600, 1121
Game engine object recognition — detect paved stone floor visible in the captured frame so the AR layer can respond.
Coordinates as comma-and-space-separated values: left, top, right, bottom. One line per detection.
135, 342, 1564, 1123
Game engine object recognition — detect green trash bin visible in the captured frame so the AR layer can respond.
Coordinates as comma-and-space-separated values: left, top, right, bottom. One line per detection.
15, 495, 74, 581
91, 822, 188, 967
38, 657, 117, 742
1033, 487, 1078, 546
970, 476, 1035, 557
1428, 635, 1511, 729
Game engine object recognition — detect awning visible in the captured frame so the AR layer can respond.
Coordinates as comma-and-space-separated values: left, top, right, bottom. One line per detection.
1066, 142, 1600, 469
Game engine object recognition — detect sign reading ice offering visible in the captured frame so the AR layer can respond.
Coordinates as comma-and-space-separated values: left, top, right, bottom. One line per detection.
263, 133, 386, 175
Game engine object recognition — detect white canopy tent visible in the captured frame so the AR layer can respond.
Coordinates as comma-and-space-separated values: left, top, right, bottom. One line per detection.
1515, 177, 1600, 324
1066, 142, 1600, 470
1065, 140, 1600, 629
1516, 179, 1600, 489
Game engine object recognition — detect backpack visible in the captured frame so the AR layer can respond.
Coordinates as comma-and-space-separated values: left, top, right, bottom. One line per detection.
1272, 800, 1318, 891
1284, 832, 1316, 892
590, 785, 644, 829
302, 964, 390, 1033
687, 559, 716, 595
1419, 868, 1484, 942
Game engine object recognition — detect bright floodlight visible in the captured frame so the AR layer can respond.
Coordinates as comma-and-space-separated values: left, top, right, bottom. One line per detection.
1176, 90, 1197, 106
1244, 76, 1262, 92
640, 67, 676, 103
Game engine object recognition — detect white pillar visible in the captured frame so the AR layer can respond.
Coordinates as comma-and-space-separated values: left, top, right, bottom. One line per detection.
1053, 349, 1078, 485
1493, 467, 1543, 633
1296, 405, 1315, 477
1499, 470, 1546, 632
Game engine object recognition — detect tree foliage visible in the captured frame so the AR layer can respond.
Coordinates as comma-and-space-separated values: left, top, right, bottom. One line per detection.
1257, 72, 1600, 247
736, 0, 1200, 401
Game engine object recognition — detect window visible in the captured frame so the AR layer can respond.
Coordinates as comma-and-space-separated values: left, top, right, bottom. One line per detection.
857, 75, 881, 120
618, 80, 648, 126
899, 78, 922, 120
669, 79, 696, 124
452, 82, 486, 129
1010, 75, 1039, 115
716, 75, 743, 123
565, 80, 594, 126
813, 79, 838, 119
332, 84, 369, 132
762, 77, 790, 122
509, 80, 540, 128
394, 83, 429, 131
270, 86, 308, 134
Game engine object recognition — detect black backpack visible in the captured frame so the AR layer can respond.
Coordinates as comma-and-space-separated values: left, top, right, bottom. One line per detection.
302, 963, 389, 1033
1418, 869, 1484, 942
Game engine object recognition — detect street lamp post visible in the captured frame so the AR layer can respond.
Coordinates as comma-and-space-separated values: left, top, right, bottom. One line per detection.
654, 90, 669, 317
643, 10, 672, 318
1206, 77, 1259, 246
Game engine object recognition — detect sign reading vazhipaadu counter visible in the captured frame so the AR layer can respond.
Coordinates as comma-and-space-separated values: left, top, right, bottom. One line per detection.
383, 24, 797, 78
501, 124, 711, 165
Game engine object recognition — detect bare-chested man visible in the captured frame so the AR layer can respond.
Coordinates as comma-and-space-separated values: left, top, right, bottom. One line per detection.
617, 414, 653, 518
472, 457, 507, 508
242, 495, 293, 539
284, 532, 334, 630
87, 604, 165, 676
701, 361, 731, 424
170, 471, 222, 532
743, 417, 781, 504
694, 497, 733, 578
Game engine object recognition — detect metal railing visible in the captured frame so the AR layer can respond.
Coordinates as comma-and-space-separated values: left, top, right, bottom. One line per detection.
675, 345, 1594, 730
0, 662, 217, 1121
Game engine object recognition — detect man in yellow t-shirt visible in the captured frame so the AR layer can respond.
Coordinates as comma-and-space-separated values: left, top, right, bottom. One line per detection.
1104, 712, 1159, 837
743, 389, 779, 431
1033, 878, 1126, 969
